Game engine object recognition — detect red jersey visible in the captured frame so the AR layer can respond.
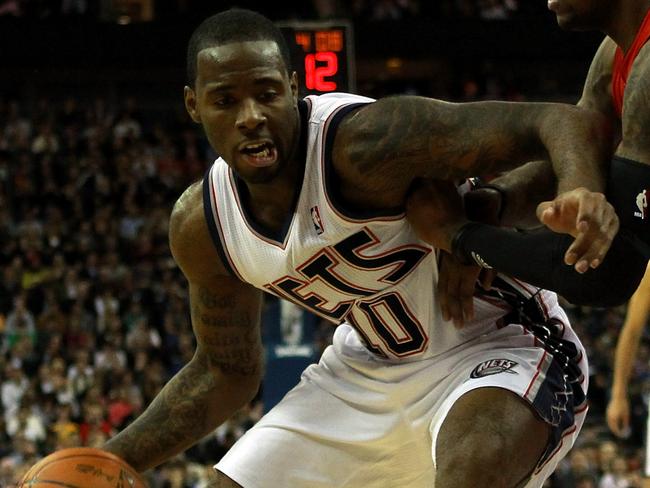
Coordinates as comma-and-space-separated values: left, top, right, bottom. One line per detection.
612, 8, 650, 118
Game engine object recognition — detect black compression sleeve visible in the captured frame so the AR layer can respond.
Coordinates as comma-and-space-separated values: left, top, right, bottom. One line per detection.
607, 156, 650, 248
452, 224, 648, 307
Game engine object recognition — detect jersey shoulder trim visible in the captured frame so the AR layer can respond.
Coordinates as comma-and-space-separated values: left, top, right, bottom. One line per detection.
202, 165, 241, 280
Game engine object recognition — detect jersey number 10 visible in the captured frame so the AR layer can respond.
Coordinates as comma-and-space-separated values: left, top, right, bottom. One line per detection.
266, 229, 431, 358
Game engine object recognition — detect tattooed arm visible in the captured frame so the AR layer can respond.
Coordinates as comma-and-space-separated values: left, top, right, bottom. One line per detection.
103, 181, 263, 472
607, 261, 650, 437
332, 95, 611, 210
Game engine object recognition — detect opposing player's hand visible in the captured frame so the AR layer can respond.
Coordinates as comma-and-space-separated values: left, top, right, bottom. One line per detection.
437, 252, 496, 328
606, 395, 631, 438
536, 187, 619, 274
406, 179, 468, 253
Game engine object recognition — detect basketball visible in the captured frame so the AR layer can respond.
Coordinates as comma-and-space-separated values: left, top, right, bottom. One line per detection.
18, 447, 147, 488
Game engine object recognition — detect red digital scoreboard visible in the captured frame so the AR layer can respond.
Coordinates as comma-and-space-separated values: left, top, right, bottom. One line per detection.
277, 21, 356, 96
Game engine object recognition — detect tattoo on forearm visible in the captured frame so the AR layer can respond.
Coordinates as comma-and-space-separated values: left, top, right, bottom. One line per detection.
103, 356, 220, 469
104, 284, 263, 471
201, 336, 262, 376
104, 343, 262, 469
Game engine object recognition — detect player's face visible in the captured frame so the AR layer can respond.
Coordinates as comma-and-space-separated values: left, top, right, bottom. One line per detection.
547, 0, 611, 30
185, 40, 299, 184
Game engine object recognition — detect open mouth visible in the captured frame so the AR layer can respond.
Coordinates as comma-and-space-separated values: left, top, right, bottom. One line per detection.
240, 142, 278, 167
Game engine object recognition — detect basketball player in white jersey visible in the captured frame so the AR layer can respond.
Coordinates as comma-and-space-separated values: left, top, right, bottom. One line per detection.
101, 8, 623, 487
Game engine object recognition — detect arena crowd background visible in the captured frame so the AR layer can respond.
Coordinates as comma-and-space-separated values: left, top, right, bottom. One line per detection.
0, 1, 646, 487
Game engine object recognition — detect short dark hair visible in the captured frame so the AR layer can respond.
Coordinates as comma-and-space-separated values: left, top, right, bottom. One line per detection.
186, 8, 292, 86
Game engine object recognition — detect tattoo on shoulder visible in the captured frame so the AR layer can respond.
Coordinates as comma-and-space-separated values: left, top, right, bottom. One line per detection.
579, 38, 616, 116
620, 44, 650, 159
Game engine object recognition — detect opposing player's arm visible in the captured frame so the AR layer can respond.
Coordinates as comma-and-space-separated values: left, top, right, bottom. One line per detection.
104, 181, 263, 472
333, 97, 611, 209
607, 261, 650, 437
607, 44, 650, 424
601, 42, 650, 251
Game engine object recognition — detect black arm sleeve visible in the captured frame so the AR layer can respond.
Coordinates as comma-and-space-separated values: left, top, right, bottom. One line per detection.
607, 156, 650, 247
452, 224, 648, 307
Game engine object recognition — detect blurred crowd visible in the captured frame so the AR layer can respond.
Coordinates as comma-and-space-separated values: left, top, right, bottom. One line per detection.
0, 94, 223, 486
0, 84, 649, 486
317, 0, 537, 22
0, 0, 545, 22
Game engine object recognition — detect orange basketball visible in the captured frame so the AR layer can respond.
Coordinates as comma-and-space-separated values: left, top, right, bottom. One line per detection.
18, 447, 148, 488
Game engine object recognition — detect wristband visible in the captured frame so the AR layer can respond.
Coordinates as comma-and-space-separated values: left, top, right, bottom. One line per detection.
465, 178, 507, 224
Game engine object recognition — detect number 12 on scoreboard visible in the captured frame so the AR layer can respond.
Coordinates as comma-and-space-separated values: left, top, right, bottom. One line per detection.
304, 52, 338, 91
278, 21, 356, 96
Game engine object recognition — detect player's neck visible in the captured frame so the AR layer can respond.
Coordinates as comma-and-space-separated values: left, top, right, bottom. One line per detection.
605, 0, 650, 51
243, 154, 304, 232
241, 111, 305, 233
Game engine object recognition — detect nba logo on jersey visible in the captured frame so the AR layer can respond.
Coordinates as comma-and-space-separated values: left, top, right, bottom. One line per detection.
635, 189, 648, 219
310, 205, 324, 234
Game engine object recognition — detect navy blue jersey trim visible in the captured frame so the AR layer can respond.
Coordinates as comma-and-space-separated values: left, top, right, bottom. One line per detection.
531, 352, 586, 467
202, 168, 236, 277
231, 99, 310, 244
323, 102, 404, 220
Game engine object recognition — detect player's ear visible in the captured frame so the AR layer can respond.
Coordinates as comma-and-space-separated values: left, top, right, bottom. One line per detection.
184, 86, 201, 123
290, 71, 299, 103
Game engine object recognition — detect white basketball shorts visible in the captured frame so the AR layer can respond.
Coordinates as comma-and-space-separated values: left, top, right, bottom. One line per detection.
216, 321, 589, 488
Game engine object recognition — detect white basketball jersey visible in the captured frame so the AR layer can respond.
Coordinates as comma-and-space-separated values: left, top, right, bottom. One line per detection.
203, 92, 560, 361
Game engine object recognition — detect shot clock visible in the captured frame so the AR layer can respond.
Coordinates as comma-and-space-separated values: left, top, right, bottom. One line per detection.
277, 21, 356, 96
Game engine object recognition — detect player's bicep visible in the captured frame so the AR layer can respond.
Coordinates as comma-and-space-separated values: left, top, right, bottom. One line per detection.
168, 180, 264, 380
617, 44, 650, 162
188, 276, 264, 379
